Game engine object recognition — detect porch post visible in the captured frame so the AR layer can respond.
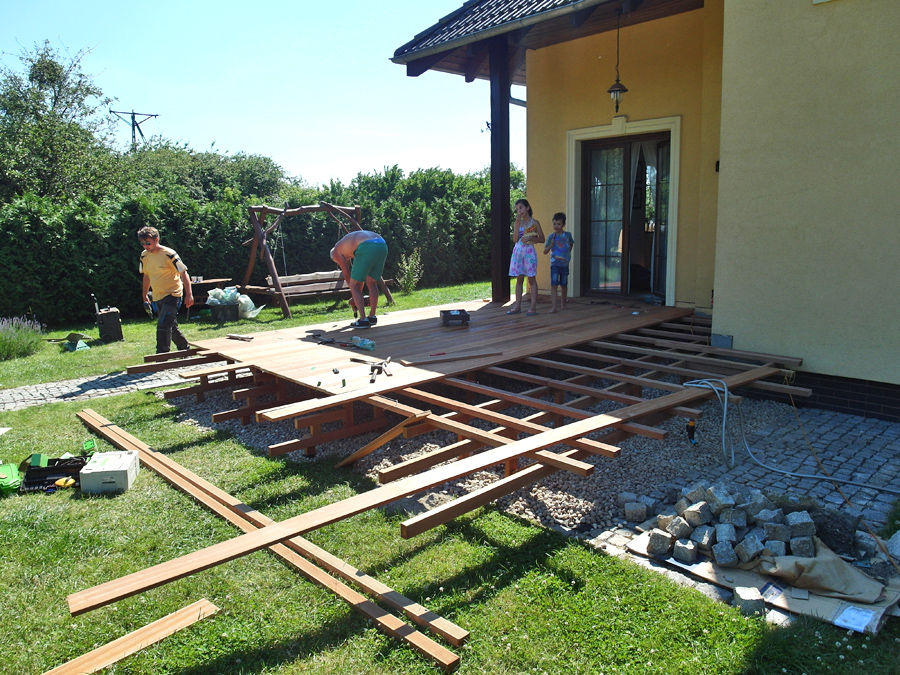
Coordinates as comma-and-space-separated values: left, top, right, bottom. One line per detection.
489, 36, 511, 303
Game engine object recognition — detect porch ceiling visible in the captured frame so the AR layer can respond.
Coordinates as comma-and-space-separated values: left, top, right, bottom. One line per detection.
393, 0, 704, 85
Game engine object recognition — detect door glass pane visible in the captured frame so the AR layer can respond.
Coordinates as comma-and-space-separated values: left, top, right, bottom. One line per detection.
587, 146, 623, 293
653, 142, 670, 297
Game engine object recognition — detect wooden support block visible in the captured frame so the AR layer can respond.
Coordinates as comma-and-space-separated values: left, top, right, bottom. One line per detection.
162, 375, 255, 400
178, 363, 248, 380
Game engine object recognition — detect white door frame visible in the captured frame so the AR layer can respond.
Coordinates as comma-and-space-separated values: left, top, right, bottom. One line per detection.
566, 115, 681, 306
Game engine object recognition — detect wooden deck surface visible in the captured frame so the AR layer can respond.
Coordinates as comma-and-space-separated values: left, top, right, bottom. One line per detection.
190, 299, 693, 403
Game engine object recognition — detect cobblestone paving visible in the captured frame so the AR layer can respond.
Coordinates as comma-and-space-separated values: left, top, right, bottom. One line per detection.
0, 364, 223, 411
683, 406, 900, 531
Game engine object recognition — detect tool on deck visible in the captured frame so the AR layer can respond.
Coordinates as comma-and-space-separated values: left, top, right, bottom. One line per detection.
440, 309, 470, 326
348, 356, 392, 382
226, 334, 254, 341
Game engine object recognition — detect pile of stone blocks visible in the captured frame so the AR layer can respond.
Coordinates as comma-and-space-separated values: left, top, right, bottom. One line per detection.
620, 484, 820, 567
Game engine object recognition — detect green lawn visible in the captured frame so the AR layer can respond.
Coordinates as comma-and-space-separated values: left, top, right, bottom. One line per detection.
0, 284, 898, 673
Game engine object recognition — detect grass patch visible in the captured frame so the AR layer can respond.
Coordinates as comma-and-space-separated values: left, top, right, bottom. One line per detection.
1, 393, 898, 673
0, 281, 491, 389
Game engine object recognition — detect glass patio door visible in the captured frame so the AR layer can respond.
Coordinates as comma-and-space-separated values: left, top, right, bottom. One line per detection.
581, 133, 669, 298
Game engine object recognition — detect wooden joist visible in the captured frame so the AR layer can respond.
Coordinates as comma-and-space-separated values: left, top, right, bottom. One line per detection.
76, 409, 463, 669
67, 366, 777, 618
126, 354, 222, 375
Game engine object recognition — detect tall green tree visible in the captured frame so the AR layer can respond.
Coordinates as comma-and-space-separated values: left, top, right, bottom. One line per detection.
0, 41, 120, 203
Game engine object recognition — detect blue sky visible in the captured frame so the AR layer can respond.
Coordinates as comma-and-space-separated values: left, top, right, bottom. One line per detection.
1, 0, 526, 186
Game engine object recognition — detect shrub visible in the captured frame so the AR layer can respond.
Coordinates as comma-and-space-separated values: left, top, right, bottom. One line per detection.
396, 248, 424, 295
0, 316, 45, 360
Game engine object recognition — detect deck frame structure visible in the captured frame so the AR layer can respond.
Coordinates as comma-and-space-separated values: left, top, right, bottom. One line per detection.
94, 300, 809, 657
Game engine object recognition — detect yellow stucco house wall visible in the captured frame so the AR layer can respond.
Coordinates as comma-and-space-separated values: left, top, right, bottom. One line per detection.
524, 0, 899, 385
714, 0, 899, 384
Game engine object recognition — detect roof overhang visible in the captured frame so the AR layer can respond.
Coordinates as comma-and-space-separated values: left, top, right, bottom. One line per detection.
393, 0, 703, 86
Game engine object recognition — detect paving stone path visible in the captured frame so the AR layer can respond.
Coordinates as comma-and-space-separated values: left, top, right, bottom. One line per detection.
0, 364, 222, 411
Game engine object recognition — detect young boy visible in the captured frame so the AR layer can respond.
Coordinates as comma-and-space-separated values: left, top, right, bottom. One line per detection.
138, 226, 194, 353
543, 212, 574, 313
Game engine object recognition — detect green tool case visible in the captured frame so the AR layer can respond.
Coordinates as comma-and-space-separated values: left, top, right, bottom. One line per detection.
0, 462, 22, 495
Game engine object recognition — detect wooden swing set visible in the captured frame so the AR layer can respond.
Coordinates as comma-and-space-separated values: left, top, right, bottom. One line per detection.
239, 202, 393, 319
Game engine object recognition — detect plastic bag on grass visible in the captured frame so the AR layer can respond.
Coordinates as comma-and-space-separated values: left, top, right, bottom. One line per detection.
206, 288, 225, 305
238, 294, 264, 319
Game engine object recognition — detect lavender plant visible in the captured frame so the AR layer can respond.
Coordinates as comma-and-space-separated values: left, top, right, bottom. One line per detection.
0, 316, 45, 360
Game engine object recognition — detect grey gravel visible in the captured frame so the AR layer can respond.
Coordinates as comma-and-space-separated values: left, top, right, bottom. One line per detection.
158, 388, 899, 535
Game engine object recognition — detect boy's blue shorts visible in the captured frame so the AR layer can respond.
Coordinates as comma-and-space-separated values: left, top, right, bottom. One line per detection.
550, 264, 570, 287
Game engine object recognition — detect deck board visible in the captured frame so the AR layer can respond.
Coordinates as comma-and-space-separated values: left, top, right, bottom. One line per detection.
187, 300, 692, 418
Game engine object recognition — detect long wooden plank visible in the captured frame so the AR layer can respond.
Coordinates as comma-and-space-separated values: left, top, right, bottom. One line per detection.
126, 355, 221, 374
401, 419, 668, 538
366, 394, 595, 475
76, 410, 464, 664
440, 378, 667, 440
67, 366, 776, 617
399, 387, 619, 458
43, 599, 219, 675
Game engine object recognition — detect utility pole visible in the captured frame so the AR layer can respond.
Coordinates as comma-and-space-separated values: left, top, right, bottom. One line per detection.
109, 109, 158, 150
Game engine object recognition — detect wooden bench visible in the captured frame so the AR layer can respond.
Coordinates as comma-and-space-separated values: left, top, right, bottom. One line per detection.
244, 270, 394, 303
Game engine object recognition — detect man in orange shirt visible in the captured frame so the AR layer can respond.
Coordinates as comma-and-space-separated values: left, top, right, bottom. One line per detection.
138, 226, 194, 353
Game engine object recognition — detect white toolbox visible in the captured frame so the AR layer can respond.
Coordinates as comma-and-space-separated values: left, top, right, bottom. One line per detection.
79, 450, 140, 494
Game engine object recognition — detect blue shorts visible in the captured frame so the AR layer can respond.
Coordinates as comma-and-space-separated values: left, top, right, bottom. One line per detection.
550, 264, 570, 287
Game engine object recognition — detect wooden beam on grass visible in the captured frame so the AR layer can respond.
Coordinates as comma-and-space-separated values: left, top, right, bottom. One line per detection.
67, 367, 778, 617
76, 409, 464, 666
43, 599, 219, 674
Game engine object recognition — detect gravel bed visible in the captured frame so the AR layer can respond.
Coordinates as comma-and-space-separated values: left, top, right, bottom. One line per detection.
159, 385, 809, 536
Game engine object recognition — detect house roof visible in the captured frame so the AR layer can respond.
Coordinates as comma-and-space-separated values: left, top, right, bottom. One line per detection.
392, 0, 703, 85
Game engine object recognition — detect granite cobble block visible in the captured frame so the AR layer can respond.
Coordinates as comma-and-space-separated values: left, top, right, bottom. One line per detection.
715, 522, 737, 544
683, 501, 714, 527
734, 535, 765, 563
705, 485, 736, 514
718, 507, 747, 529
690, 524, 716, 549
684, 484, 708, 503
674, 497, 691, 516
789, 536, 816, 558
764, 522, 791, 542
673, 538, 698, 563
763, 540, 787, 556
624, 502, 647, 522
754, 508, 784, 525
712, 541, 739, 567
617, 491, 638, 506
666, 516, 693, 540
785, 510, 816, 537
657, 513, 677, 531
646, 528, 675, 558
